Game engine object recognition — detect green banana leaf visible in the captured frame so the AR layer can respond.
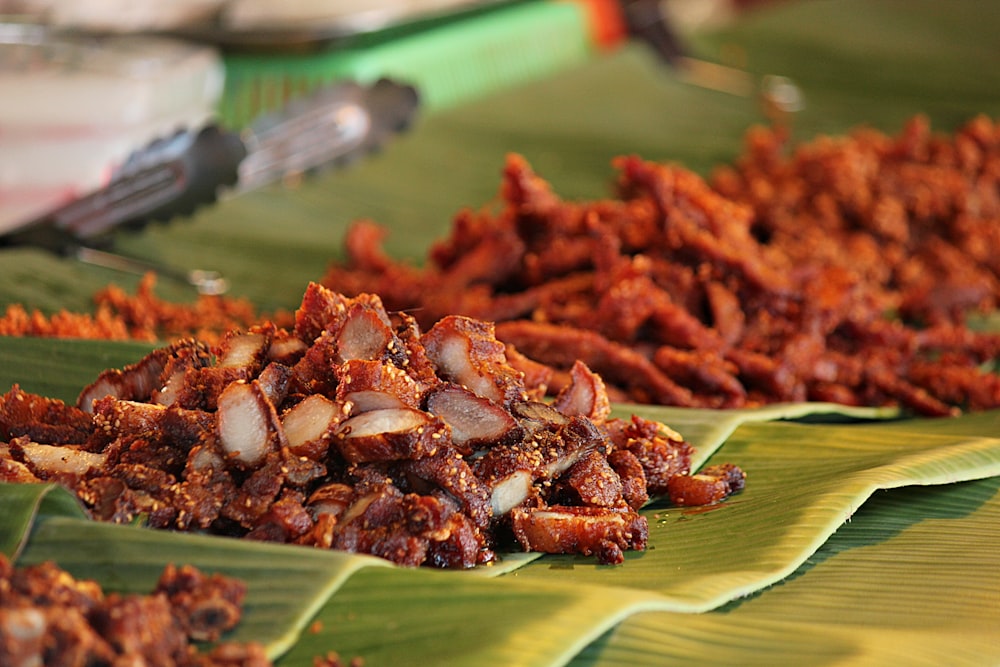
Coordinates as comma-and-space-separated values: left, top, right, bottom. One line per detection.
570, 476, 1000, 666
0, 482, 88, 558
501, 413, 1000, 607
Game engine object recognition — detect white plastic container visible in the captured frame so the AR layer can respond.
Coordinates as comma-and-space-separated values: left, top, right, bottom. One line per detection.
0, 29, 224, 234
0, 0, 226, 33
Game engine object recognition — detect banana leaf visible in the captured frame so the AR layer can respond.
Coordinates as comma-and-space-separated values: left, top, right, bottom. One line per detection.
569, 476, 1000, 666
4, 401, 1000, 663
0, 482, 87, 558
498, 412, 1000, 611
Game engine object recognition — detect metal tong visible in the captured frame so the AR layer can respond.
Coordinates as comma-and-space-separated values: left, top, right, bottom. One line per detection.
2, 77, 419, 294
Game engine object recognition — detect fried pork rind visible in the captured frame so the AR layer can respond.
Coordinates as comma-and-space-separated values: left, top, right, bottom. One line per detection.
0, 283, 731, 567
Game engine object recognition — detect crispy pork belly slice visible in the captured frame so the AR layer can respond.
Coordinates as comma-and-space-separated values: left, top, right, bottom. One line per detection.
281, 394, 340, 460
340, 390, 408, 416
421, 315, 527, 406
607, 449, 649, 510
335, 359, 425, 411
9, 439, 106, 479
551, 360, 611, 422
267, 331, 309, 365
472, 443, 543, 517
564, 450, 625, 508
77, 341, 204, 412
510, 505, 648, 565
216, 330, 271, 371
216, 380, 286, 469
149, 341, 213, 407
0, 385, 93, 444
184, 443, 225, 474
473, 416, 606, 517
425, 383, 520, 454
174, 330, 273, 411
334, 408, 447, 463
667, 463, 746, 506
152, 365, 191, 409
256, 362, 293, 408
488, 471, 535, 518
307, 482, 356, 519
0, 456, 41, 483
334, 301, 398, 363
293, 282, 353, 344
397, 446, 493, 529
539, 416, 610, 479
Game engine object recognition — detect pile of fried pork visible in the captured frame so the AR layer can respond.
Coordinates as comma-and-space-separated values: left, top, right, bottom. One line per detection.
1, 283, 742, 568
0, 556, 269, 667
322, 116, 1000, 416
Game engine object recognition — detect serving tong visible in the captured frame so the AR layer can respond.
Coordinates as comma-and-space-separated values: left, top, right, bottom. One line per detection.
1, 76, 419, 294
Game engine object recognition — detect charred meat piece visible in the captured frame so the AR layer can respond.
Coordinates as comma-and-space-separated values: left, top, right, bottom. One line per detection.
216, 380, 287, 470
336, 359, 427, 413
425, 383, 521, 454
281, 394, 341, 460
422, 316, 527, 406
667, 463, 746, 506
1, 385, 93, 444
551, 360, 612, 422
334, 408, 449, 463
605, 415, 692, 496
510, 505, 648, 565
77, 340, 206, 412
395, 445, 493, 530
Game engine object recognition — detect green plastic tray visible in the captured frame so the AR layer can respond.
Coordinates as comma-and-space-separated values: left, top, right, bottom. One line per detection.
219, 1, 593, 128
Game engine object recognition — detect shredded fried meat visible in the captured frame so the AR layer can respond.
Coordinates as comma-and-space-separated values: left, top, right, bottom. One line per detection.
317, 116, 1000, 416
0, 273, 291, 345
1, 283, 734, 567
2, 117, 998, 416
0, 555, 270, 667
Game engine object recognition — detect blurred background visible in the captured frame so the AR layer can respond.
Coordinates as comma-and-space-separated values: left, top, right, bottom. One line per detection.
1, 0, 998, 314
